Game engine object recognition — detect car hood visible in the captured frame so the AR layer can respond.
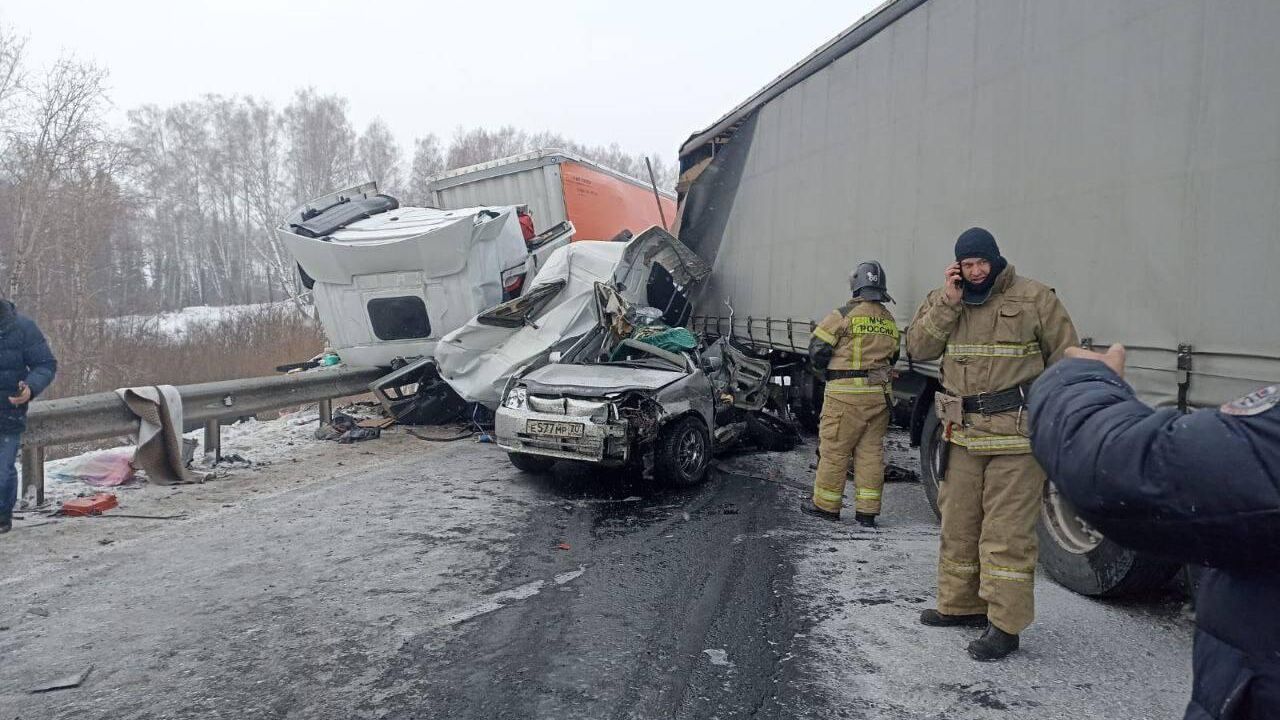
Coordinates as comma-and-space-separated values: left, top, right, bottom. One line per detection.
520, 363, 688, 396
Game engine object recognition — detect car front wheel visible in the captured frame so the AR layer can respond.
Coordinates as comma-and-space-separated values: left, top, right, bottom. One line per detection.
655, 416, 710, 487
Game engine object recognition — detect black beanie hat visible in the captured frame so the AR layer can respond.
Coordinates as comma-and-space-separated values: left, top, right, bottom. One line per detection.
953, 227, 1008, 305
955, 227, 1001, 263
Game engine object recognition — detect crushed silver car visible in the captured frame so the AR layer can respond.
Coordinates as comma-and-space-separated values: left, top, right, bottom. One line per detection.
496, 283, 796, 485
437, 226, 711, 409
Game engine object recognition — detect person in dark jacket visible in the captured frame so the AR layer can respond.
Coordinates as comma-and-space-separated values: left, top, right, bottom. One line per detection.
0, 300, 57, 533
1028, 343, 1279, 720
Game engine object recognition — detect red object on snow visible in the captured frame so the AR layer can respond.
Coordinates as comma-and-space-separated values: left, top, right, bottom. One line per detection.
61, 493, 119, 517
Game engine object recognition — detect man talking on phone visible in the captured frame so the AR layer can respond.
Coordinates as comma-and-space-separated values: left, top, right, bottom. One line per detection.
904, 228, 1077, 660
0, 298, 56, 534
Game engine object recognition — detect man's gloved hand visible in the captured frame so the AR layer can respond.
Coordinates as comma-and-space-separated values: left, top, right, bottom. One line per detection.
1065, 343, 1126, 378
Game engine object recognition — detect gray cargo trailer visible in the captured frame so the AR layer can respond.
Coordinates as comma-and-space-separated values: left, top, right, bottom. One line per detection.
676, 0, 1280, 596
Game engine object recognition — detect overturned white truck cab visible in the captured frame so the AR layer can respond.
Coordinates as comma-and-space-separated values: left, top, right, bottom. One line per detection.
276, 182, 572, 368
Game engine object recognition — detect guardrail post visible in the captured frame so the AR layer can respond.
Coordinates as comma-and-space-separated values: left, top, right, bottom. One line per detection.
204, 419, 221, 463
21, 445, 45, 507
318, 398, 333, 427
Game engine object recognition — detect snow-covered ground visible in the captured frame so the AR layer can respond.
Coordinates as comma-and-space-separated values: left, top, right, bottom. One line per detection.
3, 425, 1196, 718
778, 432, 1195, 719
35, 403, 371, 507
107, 301, 308, 341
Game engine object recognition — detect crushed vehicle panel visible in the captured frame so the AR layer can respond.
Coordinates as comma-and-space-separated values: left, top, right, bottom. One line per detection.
436, 227, 710, 409
492, 255, 792, 484
276, 181, 572, 369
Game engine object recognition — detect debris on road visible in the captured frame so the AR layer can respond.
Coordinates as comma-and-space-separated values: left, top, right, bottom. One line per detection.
703, 649, 734, 667
96, 513, 188, 521
29, 665, 94, 694
48, 449, 136, 488
884, 464, 918, 483
116, 385, 208, 486
60, 493, 119, 517
315, 413, 383, 443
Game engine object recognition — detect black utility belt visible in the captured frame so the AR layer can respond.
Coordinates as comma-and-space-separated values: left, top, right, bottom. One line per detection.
961, 384, 1031, 415
827, 369, 870, 380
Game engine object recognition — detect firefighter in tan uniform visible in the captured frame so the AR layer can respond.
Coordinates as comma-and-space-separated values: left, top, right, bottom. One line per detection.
905, 228, 1077, 661
803, 261, 900, 529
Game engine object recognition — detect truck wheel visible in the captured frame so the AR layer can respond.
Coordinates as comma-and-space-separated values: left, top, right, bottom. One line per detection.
508, 452, 555, 474
1037, 483, 1181, 597
747, 411, 798, 451
918, 412, 944, 520
655, 416, 710, 487
796, 375, 823, 432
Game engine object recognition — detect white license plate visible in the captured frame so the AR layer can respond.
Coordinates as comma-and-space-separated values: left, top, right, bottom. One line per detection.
526, 420, 585, 438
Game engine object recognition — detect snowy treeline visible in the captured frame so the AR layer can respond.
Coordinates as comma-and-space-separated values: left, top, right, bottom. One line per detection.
0, 22, 678, 320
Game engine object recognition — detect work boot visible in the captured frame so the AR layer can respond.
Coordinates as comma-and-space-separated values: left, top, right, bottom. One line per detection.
0, 514, 11, 534
854, 512, 878, 528
799, 502, 840, 522
919, 608, 987, 628
967, 624, 1020, 661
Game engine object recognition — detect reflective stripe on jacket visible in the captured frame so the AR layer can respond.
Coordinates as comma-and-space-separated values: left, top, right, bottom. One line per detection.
904, 266, 1077, 453
810, 300, 900, 395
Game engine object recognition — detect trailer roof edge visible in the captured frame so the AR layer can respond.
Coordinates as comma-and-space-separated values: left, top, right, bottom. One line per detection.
678, 0, 929, 159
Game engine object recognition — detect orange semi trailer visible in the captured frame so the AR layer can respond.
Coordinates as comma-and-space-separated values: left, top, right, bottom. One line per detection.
425, 149, 676, 242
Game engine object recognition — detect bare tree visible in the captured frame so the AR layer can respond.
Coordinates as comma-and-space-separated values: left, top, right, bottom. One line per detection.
1, 56, 110, 301
357, 118, 402, 194
406, 133, 444, 204
283, 88, 356, 202
445, 125, 529, 169
0, 23, 26, 120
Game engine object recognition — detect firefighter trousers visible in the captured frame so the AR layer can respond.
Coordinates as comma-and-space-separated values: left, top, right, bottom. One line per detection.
812, 392, 890, 515
936, 444, 1046, 634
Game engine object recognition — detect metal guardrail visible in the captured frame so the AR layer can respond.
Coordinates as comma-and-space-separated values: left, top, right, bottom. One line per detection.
20, 366, 385, 506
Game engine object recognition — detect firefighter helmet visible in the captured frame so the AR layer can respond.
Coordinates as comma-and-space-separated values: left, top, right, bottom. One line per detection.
850, 261, 892, 303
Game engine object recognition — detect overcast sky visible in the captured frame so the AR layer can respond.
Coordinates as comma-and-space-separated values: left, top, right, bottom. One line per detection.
0, 0, 883, 161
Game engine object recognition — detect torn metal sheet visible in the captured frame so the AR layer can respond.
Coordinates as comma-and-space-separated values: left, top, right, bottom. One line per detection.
30, 665, 93, 694
436, 227, 706, 408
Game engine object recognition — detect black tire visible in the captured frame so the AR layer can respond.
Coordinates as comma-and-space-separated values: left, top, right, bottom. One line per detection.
796, 375, 824, 432
1038, 485, 1182, 597
508, 452, 555, 474
747, 411, 799, 451
654, 416, 710, 487
919, 411, 945, 521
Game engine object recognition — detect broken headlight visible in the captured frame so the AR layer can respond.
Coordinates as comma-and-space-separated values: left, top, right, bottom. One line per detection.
502, 386, 528, 410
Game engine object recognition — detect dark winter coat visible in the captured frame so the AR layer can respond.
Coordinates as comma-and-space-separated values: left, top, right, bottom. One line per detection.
1028, 358, 1280, 720
0, 301, 57, 434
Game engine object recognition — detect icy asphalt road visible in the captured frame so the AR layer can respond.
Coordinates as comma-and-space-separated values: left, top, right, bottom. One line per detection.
0, 426, 1192, 719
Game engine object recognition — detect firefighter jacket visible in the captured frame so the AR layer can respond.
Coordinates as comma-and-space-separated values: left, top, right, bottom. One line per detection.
1029, 359, 1280, 720
905, 266, 1077, 453
809, 300, 900, 396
